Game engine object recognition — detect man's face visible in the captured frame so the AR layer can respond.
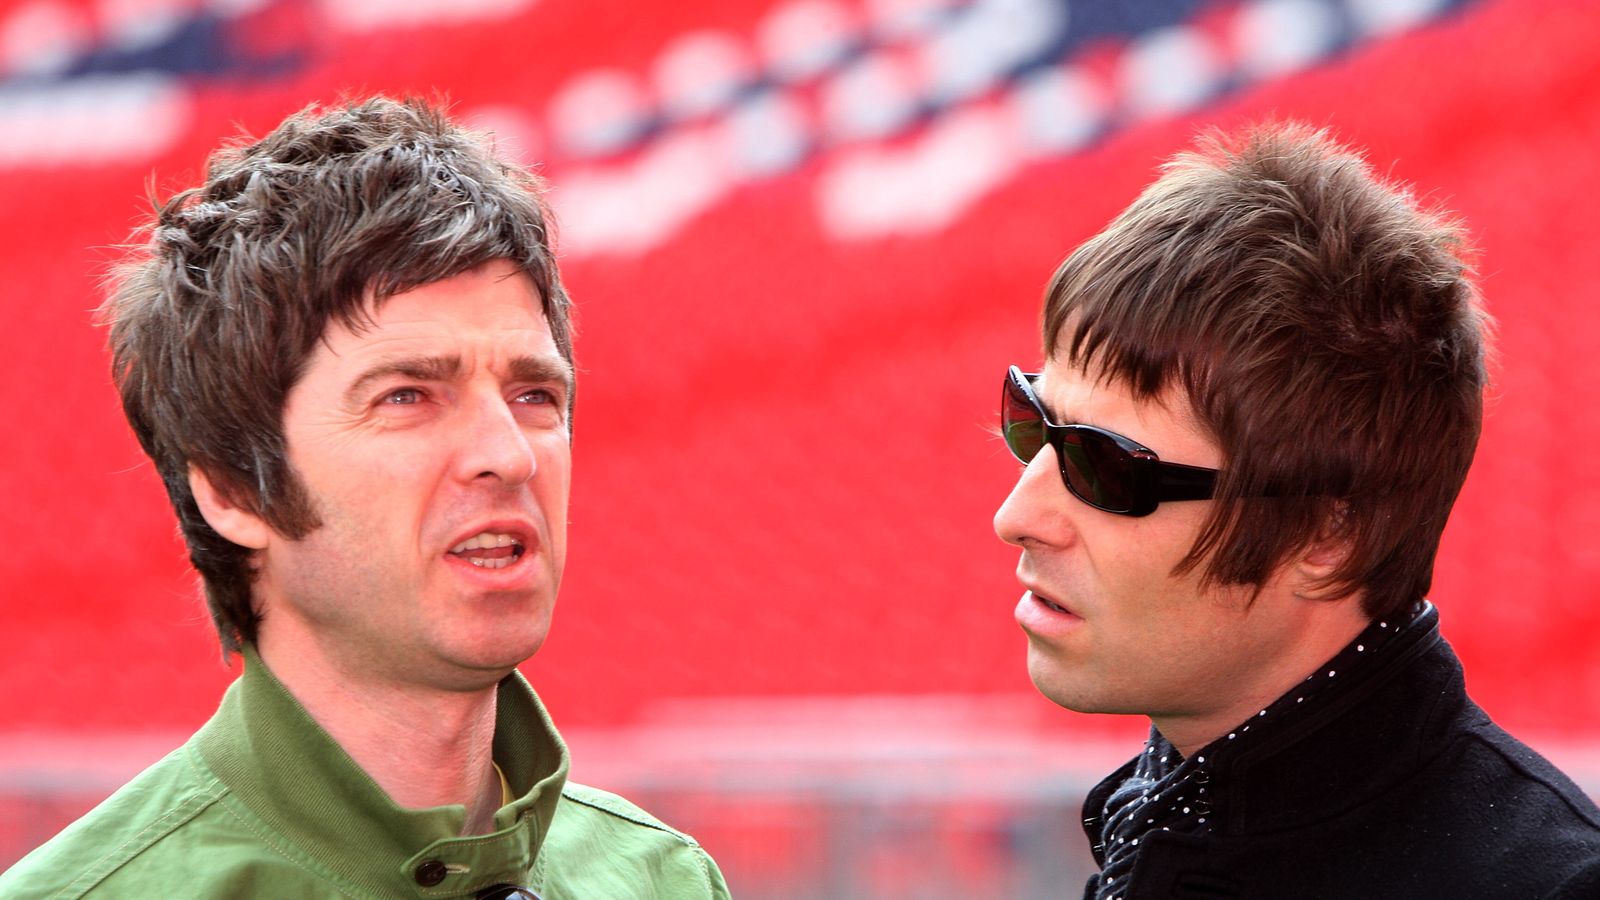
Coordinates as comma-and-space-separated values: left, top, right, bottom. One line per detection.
994, 353, 1313, 724
254, 260, 572, 690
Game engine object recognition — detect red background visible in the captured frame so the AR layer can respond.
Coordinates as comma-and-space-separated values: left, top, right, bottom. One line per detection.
2, 0, 1597, 891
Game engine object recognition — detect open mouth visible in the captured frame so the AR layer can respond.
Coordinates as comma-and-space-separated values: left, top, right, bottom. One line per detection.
1032, 591, 1072, 615
447, 531, 527, 570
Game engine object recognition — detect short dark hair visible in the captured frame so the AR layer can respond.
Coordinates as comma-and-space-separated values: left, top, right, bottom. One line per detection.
1042, 122, 1488, 622
103, 96, 573, 655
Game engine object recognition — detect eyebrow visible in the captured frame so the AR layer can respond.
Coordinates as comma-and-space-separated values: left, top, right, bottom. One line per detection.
506, 355, 576, 392
343, 353, 574, 407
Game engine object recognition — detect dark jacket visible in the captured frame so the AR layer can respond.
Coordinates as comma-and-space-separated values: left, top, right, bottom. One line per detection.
1081, 618, 1600, 900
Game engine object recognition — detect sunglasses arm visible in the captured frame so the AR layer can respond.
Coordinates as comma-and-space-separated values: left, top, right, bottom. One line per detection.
1153, 462, 1218, 502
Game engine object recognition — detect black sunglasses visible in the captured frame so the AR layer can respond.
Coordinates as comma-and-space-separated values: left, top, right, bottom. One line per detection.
1001, 366, 1217, 516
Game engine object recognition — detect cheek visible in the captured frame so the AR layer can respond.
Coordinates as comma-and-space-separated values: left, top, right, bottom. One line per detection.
536, 439, 573, 500
1086, 520, 1222, 645
294, 429, 422, 491
295, 445, 440, 547
1118, 507, 1213, 587
1082, 515, 1197, 594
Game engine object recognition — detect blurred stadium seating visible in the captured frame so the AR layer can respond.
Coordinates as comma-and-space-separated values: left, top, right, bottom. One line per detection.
2, 0, 1597, 895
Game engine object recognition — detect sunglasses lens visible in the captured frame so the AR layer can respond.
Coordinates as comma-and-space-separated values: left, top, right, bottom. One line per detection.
1060, 428, 1136, 513
1002, 376, 1046, 463
1002, 370, 1146, 515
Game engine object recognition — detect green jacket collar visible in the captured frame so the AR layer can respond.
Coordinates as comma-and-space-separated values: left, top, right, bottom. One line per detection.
194, 645, 569, 898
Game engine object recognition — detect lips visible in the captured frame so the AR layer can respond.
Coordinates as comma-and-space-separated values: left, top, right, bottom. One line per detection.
1021, 579, 1078, 618
1015, 585, 1084, 639
443, 522, 536, 571
1030, 591, 1072, 615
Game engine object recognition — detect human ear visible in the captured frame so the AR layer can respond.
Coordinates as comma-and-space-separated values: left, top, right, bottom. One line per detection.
1291, 503, 1354, 600
187, 464, 272, 551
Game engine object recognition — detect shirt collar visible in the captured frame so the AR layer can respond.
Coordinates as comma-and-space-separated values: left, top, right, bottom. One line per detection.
195, 645, 569, 898
1186, 600, 1435, 770
1085, 601, 1443, 862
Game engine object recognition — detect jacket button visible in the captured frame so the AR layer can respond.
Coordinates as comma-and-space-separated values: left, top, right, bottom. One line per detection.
415, 859, 449, 887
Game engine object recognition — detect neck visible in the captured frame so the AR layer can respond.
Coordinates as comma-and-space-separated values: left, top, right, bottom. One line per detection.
1153, 599, 1370, 760
255, 623, 505, 836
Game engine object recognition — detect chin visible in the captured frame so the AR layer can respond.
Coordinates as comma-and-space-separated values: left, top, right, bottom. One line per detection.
468, 629, 547, 670
428, 650, 536, 693
1032, 681, 1098, 713
1027, 651, 1109, 714
437, 620, 549, 681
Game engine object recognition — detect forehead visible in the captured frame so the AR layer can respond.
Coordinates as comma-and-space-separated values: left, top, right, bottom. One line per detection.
324, 261, 561, 364
1036, 355, 1219, 468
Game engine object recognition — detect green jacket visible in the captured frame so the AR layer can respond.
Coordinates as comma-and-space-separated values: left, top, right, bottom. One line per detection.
0, 648, 730, 899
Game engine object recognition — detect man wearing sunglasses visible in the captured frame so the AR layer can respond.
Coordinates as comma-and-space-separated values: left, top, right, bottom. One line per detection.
995, 124, 1600, 899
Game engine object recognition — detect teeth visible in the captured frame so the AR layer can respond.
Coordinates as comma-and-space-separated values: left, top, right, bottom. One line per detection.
468, 557, 514, 569
450, 532, 519, 553
1035, 593, 1067, 613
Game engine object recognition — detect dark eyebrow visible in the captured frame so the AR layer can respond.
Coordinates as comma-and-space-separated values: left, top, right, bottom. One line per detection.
345, 355, 462, 406
343, 353, 574, 407
507, 355, 575, 394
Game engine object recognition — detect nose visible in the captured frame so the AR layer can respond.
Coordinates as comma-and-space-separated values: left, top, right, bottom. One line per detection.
454, 392, 536, 487
994, 444, 1075, 548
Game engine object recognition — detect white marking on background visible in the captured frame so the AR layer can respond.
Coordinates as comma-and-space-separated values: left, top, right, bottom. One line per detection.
1347, 0, 1448, 37
758, 0, 856, 83
318, 0, 535, 32
2, 1, 91, 78
821, 49, 921, 144
724, 89, 810, 178
1236, 0, 1338, 77
818, 104, 1018, 239
555, 127, 732, 257
921, 0, 1067, 105
655, 30, 754, 120
549, 69, 649, 159
99, 0, 187, 54
0, 73, 191, 168
1011, 63, 1107, 155
1121, 24, 1222, 119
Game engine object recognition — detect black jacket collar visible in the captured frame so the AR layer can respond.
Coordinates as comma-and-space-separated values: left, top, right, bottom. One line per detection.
1086, 606, 1456, 846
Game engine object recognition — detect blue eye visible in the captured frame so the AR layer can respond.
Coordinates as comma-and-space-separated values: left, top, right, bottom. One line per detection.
515, 388, 557, 405
384, 388, 424, 405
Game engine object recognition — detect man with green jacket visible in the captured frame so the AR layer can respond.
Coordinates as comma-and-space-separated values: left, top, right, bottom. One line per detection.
0, 97, 730, 900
